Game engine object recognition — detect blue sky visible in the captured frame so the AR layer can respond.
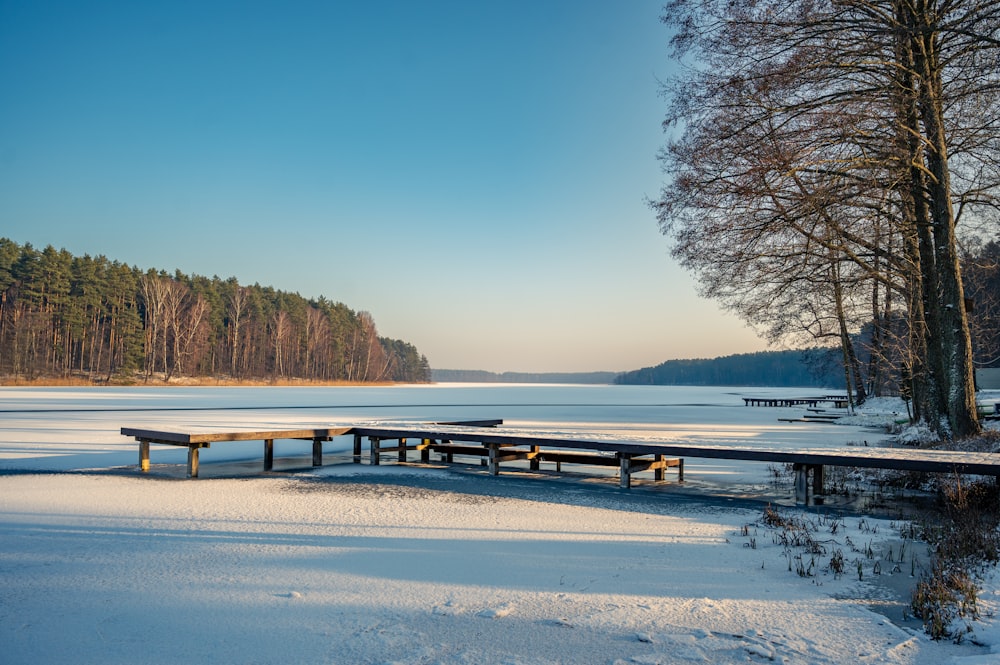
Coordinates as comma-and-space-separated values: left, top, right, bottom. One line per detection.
0, 0, 766, 372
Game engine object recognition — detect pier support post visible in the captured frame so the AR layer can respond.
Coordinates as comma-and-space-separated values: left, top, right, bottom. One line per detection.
187, 447, 200, 479
264, 439, 274, 471
793, 463, 808, 504
369, 437, 380, 466
487, 444, 500, 476
139, 439, 150, 472
312, 438, 323, 467
793, 464, 825, 504
812, 465, 825, 496
619, 454, 632, 489
353, 434, 362, 464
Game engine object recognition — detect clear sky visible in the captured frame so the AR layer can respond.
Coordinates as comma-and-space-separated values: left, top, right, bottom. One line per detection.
0, 0, 768, 373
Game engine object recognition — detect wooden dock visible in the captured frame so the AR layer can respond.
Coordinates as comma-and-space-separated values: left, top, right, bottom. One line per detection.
743, 395, 849, 408
122, 419, 1000, 504
121, 419, 505, 479
122, 426, 355, 478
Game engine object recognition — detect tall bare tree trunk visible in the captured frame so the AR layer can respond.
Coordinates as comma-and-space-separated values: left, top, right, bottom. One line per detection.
907, 1, 980, 437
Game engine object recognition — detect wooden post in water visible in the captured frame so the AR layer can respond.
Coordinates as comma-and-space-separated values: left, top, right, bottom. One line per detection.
812, 465, 825, 496
619, 454, 631, 489
793, 463, 808, 504
139, 439, 150, 472
312, 438, 323, 467
264, 439, 274, 471
353, 434, 362, 464
187, 447, 199, 478
487, 444, 500, 476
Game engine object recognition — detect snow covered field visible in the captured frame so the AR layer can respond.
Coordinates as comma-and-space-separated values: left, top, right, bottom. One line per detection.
1, 385, 999, 664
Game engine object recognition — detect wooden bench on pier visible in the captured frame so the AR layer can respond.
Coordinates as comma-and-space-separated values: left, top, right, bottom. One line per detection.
351, 423, 1000, 502
356, 425, 685, 489
368, 437, 685, 485
354, 420, 680, 482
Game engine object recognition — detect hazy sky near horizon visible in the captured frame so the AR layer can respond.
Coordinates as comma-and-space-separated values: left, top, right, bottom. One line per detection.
0, 1, 768, 373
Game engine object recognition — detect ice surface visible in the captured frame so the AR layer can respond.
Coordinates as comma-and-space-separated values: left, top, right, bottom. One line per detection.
0, 385, 996, 664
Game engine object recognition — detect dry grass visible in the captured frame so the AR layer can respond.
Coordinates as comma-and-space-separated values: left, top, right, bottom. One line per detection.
0, 376, 99, 387
910, 475, 1000, 641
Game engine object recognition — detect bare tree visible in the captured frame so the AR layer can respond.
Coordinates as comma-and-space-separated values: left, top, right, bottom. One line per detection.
345, 311, 390, 382
270, 310, 292, 379
173, 292, 209, 376
139, 273, 167, 380
226, 284, 249, 378
655, 0, 999, 436
304, 305, 332, 379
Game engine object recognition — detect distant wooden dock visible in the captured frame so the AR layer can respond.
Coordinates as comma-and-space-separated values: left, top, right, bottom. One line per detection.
123, 418, 1000, 504
743, 395, 849, 408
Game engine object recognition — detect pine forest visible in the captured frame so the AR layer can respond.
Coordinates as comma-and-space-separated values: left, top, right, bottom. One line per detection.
0, 239, 430, 384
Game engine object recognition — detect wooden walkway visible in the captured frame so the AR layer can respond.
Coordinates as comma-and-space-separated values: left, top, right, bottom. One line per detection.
122, 426, 354, 478
743, 395, 849, 408
122, 420, 1000, 504
121, 419, 503, 479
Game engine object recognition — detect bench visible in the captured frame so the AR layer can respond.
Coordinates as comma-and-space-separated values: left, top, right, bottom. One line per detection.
361, 429, 684, 488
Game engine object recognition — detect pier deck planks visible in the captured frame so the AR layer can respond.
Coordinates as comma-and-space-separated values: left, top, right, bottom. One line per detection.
124, 420, 1000, 503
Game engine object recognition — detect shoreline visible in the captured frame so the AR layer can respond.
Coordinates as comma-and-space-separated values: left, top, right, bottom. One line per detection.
1, 465, 979, 664
0, 376, 413, 388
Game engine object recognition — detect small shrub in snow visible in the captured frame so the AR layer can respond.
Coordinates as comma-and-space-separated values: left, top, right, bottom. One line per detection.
829, 549, 845, 579
911, 564, 979, 641
911, 475, 1000, 641
895, 422, 939, 447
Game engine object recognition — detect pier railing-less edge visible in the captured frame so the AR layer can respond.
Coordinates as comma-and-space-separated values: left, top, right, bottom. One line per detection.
122, 420, 1000, 505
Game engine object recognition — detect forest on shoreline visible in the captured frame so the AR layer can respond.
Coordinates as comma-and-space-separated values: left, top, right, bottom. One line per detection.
614, 349, 843, 387
0, 239, 430, 385
6, 233, 1000, 390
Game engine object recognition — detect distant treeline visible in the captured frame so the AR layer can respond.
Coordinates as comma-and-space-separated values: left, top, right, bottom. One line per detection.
614, 350, 844, 387
0, 238, 430, 383
434, 350, 843, 387
432, 369, 619, 384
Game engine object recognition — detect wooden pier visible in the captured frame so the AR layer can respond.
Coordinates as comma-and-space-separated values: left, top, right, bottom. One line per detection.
122, 426, 354, 479
123, 419, 1000, 504
743, 395, 849, 408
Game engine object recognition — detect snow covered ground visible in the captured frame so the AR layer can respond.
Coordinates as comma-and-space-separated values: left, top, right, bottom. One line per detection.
2, 385, 999, 664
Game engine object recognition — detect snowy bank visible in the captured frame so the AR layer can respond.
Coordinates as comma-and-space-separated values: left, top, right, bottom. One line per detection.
0, 464, 995, 665
2, 385, 999, 664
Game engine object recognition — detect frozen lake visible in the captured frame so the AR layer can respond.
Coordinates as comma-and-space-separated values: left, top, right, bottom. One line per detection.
0, 384, 894, 495
4, 384, 998, 664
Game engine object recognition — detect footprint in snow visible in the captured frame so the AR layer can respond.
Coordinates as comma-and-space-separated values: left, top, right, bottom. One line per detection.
477, 604, 514, 619
541, 618, 573, 628
432, 601, 459, 616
